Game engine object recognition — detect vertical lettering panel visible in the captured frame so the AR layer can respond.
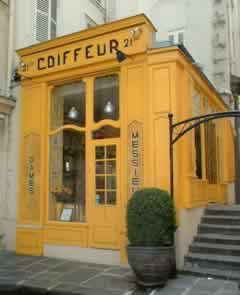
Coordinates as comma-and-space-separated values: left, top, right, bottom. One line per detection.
19, 85, 42, 224
22, 133, 41, 222
127, 121, 143, 199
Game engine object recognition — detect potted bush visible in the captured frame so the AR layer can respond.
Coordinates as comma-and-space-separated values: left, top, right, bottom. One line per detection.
127, 188, 177, 287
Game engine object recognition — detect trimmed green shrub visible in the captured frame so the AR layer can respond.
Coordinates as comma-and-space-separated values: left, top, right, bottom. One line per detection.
127, 188, 177, 247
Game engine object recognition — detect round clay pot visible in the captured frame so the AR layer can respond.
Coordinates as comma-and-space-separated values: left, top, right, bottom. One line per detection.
127, 245, 174, 287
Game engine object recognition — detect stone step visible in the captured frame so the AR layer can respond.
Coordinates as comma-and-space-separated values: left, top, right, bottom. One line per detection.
185, 253, 240, 271
198, 224, 240, 235
195, 234, 240, 246
202, 215, 240, 225
182, 265, 240, 281
205, 205, 240, 217
190, 242, 240, 257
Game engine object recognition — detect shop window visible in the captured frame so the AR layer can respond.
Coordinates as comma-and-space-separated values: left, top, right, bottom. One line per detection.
94, 75, 119, 123
49, 81, 86, 222
50, 81, 86, 130
49, 130, 86, 222
203, 99, 219, 184
205, 122, 218, 184
193, 90, 202, 179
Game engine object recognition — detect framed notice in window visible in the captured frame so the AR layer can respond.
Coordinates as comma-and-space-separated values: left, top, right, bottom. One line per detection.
60, 208, 73, 221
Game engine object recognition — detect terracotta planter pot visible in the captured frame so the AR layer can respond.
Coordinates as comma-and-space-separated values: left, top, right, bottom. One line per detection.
127, 245, 174, 287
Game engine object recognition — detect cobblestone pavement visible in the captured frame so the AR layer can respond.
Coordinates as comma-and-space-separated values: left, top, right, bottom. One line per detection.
0, 251, 238, 294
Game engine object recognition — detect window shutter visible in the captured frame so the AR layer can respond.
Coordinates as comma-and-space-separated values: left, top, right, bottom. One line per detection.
35, 0, 49, 42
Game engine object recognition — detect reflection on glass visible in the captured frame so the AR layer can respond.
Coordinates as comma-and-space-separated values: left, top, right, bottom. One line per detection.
107, 145, 116, 158
92, 126, 120, 140
49, 130, 86, 222
96, 176, 105, 189
96, 191, 105, 205
107, 191, 116, 205
107, 160, 116, 174
96, 146, 105, 159
96, 161, 105, 174
107, 176, 116, 190
94, 75, 119, 122
51, 81, 86, 130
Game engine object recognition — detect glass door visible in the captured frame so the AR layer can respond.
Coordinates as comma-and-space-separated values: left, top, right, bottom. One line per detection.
89, 138, 120, 249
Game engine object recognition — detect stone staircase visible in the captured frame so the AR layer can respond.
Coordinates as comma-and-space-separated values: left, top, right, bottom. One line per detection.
182, 204, 240, 282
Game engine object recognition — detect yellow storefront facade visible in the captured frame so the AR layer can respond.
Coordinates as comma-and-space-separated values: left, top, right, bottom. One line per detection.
16, 15, 235, 267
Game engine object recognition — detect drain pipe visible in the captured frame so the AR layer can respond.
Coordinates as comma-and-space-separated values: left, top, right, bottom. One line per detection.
6, 0, 15, 98
0, 113, 9, 220
0, 113, 8, 247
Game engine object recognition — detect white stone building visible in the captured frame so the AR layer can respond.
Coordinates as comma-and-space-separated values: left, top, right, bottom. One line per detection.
0, 0, 16, 250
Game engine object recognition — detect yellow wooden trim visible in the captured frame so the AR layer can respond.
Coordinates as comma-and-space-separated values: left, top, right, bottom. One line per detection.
49, 125, 86, 135
45, 221, 89, 228
92, 120, 120, 131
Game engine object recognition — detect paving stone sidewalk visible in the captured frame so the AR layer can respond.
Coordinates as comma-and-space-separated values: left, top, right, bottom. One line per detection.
0, 251, 238, 294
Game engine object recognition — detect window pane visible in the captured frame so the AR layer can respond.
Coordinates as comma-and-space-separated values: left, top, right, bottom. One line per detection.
107, 176, 116, 189
107, 191, 116, 205
193, 90, 202, 179
96, 146, 105, 159
96, 161, 105, 174
178, 32, 184, 44
49, 130, 86, 222
96, 191, 105, 205
107, 145, 116, 158
193, 91, 200, 116
107, 160, 116, 174
51, 81, 86, 130
96, 176, 105, 189
195, 126, 202, 179
92, 126, 120, 139
94, 75, 119, 122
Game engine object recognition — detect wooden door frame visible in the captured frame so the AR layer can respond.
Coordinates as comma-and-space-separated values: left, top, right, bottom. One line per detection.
88, 137, 121, 249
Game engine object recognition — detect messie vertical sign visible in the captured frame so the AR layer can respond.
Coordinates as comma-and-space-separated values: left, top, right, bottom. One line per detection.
128, 121, 143, 198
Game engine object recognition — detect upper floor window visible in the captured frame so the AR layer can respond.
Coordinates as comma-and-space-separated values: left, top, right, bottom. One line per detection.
168, 29, 184, 45
89, 0, 106, 14
35, 0, 57, 42
85, 14, 97, 29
